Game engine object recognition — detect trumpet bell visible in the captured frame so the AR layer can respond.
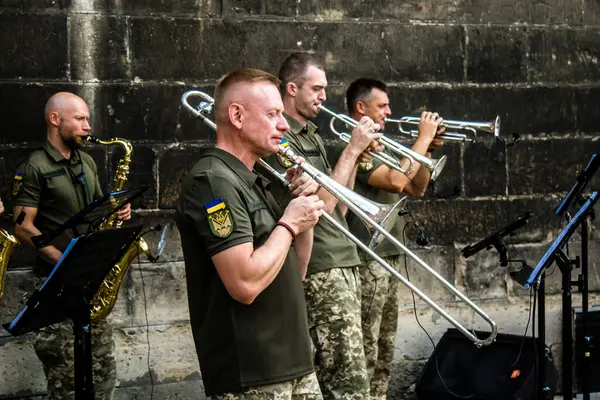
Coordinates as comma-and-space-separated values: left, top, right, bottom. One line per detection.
367, 197, 408, 250
430, 155, 447, 182
492, 116, 501, 138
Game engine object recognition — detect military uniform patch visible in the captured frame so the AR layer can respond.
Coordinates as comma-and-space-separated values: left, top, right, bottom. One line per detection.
205, 198, 233, 238
12, 172, 23, 196
358, 161, 374, 172
277, 138, 294, 168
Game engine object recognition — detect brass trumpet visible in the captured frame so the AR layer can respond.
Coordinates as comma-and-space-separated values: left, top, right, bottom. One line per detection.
386, 115, 501, 143
181, 89, 498, 347
319, 105, 447, 182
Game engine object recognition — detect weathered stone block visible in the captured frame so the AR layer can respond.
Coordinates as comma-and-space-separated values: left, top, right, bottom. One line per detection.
108, 145, 157, 209
408, 197, 559, 245
584, 0, 600, 25
0, 339, 46, 398
111, 0, 218, 16
108, 262, 189, 328
388, 360, 423, 400
464, 140, 507, 197
0, 84, 78, 145
85, 146, 110, 194
1, 0, 71, 12
529, 28, 600, 83
130, 19, 463, 83
508, 138, 600, 195
461, 249, 508, 299
0, 270, 39, 327
529, 0, 584, 25
467, 26, 528, 83
425, 142, 461, 200
113, 380, 206, 400
158, 147, 207, 209
0, 13, 68, 79
574, 87, 600, 134
98, 85, 190, 142
114, 323, 200, 387
397, 246, 456, 305
70, 15, 129, 81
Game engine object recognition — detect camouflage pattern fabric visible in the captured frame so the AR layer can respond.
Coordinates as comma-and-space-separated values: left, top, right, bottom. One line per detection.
303, 267, 369, 400
33, 317, 116, 400
212, 372, 323, 399
360, 256, 403, 400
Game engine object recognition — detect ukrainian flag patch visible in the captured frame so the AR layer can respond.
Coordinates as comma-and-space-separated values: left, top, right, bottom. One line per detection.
12, 172, 23, 196
205, 198, 233, 238
277, 139, 294, 168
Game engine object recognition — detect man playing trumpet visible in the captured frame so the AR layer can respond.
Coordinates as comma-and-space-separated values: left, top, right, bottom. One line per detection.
262, 53, 382, 400
339, 78, 444, 399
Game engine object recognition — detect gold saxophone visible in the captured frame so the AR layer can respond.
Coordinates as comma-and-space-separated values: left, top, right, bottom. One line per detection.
0, 228, 19, 302
86, 135, 149, 320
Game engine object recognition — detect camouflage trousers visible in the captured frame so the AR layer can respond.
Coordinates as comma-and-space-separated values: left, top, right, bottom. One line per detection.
359, 256, 402, 400
33, 317, 116, 400
213, 372, 323, 400
303, 267, 369, 400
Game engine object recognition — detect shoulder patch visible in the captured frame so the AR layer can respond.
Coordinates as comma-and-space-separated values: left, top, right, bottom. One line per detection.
205, 198, 234, 238
358, 161, 374, 172
277, 138, 294, 168
12, 172, 23, 196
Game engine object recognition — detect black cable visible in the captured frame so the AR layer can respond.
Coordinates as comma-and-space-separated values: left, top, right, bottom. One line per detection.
402, 223, 474, 399
532, 284, 538, 400
137, 255, 154, 399
509, 288, 535, 369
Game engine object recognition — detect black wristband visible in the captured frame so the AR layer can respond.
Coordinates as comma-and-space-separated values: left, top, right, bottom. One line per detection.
275, 221, 297, 242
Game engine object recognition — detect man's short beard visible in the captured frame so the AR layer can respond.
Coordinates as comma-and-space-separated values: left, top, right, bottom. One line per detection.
58, 124, 82, 149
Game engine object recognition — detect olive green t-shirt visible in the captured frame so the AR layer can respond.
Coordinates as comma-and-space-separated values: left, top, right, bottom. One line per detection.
328, 142, 407, 261
174, 148, 313, 396
12, 140, 103, 260
261, 115, 360, 275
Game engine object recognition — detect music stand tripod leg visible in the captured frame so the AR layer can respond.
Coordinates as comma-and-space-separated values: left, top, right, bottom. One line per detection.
73, 297, 95, 400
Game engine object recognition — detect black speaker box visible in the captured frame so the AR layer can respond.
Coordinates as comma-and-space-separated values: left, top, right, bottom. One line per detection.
574, 306, 600, 393
415, 329, 558, 400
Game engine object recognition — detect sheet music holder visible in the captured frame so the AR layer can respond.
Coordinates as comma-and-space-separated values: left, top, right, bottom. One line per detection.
556, 153, 600, 217
4, 225, 142, 399
525, 192, 599, 289
31, 187, 147, 249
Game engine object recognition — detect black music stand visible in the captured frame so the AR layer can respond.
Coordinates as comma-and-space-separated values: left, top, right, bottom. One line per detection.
525, 192, 599, 400
4, 225, 142, 400
31, 187, 146, 249
555, 154, 599, 400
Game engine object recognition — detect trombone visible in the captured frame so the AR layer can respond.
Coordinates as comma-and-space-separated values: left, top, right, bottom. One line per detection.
319, 105, 447, 182
386, 115, 501, 143
181, 89, 498, 347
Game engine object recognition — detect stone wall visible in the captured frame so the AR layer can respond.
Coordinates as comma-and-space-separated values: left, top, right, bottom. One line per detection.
1, 1, 600, 398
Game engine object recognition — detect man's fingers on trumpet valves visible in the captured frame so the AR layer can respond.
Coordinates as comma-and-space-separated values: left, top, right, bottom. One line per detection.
349, 116, 381, 151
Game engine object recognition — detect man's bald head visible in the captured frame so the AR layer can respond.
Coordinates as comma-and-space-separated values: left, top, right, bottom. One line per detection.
214, 68, 281, 125
44, 92, 88, 124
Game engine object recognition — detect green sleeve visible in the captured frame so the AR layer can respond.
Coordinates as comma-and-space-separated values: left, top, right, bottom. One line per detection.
182, 173, 254, 256
12, 162, 41, 208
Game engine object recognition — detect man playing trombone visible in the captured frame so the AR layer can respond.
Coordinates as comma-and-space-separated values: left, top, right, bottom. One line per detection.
175, 68, 326, 399
262, 53, 381, 400
340, 78, 444, 399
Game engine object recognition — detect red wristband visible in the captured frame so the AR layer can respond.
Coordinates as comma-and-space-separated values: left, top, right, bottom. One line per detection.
276, 221, 297, 242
